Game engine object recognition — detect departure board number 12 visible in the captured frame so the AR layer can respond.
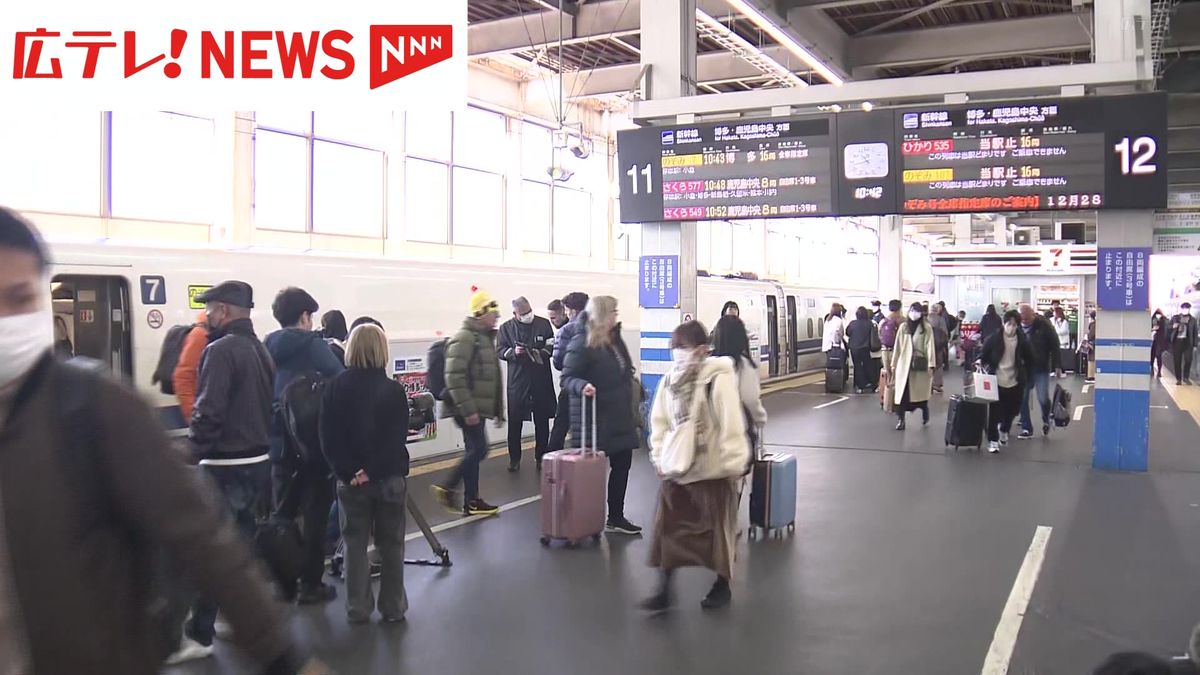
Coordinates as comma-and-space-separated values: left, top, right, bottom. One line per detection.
1113, 136, 1158, 176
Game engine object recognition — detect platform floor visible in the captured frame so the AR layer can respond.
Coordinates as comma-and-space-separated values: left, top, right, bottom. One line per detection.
167, 367, 1200, 675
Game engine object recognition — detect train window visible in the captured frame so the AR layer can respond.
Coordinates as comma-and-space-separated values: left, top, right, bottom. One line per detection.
817, 318, 824, 336
807, 318, 814, 339
50, 275, 133, 381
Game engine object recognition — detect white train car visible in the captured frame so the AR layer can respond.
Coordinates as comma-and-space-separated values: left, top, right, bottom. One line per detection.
44, 240, 938, 460
45, 241, 638, 461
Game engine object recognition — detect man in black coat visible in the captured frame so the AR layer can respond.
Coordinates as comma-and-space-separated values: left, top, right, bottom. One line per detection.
1017, 303, 1063, 438
497, 296, 556, 472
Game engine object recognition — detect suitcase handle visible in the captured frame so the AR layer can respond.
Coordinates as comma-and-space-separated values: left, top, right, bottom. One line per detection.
579, 391, 599, 455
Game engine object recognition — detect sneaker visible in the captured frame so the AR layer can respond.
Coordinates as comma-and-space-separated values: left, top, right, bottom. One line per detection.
895, 419, 906, 431
988, 441, 1000, 454
464, 498, 500, 516
1018, 429, 1034, 439
430, 485, 460, 515
1000, 431, 1009, 445
297, 583, 337, 605
701, 581, 731, 610
1042, 423, 1051, 437
605, 517, 643, 535
165, 637, 213, 665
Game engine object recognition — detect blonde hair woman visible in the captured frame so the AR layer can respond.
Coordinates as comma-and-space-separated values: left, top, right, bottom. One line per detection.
561, 295, 643, 535
319, 324, 411, 624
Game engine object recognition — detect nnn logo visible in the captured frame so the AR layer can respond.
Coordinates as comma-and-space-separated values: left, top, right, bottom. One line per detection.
369, 25, 452, 89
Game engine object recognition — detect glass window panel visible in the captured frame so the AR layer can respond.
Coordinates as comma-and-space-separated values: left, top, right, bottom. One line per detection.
110, 111, 217, 223
313, 141, 384, 237
405, 159, 449, 243
454, 107, 507, 172
696, 220, 712, 271
0, 111, 101, 215
253, 130, 308, 232
255, 111, 312, 134
521, 180, 551, 253
522, 122, 553, 179
552, 187, 590, 256
452, 167, 503, 248
405, 110, 451, 161
627, 220, 642, 260
314, 111, 394, 148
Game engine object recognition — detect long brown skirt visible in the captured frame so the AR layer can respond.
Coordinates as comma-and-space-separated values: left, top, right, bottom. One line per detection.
647, 478, 738, 581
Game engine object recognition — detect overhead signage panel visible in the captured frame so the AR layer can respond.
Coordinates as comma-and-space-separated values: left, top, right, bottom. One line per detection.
895, 92, 1167, 214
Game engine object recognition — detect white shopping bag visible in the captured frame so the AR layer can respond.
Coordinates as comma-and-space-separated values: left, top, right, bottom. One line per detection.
971, 371, 1000, 402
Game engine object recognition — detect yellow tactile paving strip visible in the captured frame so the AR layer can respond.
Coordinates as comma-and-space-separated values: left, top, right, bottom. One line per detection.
1160, 377, 1200, 429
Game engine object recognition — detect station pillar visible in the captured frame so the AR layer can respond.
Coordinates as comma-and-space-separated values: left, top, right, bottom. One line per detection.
1093, 211, 1154, 472
637, 0, 697, 395
877, 215, 904, 305
951, 214, 971, 246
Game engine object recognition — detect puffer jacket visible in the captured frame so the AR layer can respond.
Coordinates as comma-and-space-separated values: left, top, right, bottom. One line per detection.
561, 324, 639, 454
649, 356, 751, 484
441, 317, 504, 421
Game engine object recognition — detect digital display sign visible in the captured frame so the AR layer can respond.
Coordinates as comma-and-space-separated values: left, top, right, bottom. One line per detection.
615, 92, 1166, 223
617, 117, 838, 224
896, 92, 1167, 214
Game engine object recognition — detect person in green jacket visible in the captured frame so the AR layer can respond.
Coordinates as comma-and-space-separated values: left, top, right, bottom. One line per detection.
432, 287, 505, 516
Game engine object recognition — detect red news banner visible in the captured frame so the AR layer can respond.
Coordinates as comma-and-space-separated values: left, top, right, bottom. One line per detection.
0, 0, 467, 109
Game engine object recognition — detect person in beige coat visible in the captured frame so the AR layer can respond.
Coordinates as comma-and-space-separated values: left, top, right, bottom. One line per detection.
642, 321, 751, 613
890, 302, 937, 430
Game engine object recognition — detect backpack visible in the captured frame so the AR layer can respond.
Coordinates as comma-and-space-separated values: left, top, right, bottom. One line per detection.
58, 359, 190, 663
869, 322, 882, 353
425, 338, 450, 400
1052, 383, 1072, 428
279, 373, 325, 466
150, 324, 197, 395
879, 317, 898, 350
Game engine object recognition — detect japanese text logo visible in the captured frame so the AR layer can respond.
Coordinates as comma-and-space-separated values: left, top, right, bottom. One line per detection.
0, 1, 466, 109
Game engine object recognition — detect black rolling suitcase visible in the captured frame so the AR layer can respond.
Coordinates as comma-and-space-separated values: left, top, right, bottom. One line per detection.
945, 394, 987, 450
825, 348, 846, 394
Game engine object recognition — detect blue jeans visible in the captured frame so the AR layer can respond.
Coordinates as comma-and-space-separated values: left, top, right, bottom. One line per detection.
186, 462, 270, 646
1019, 371, 1052, 433
443, 417, 489, 501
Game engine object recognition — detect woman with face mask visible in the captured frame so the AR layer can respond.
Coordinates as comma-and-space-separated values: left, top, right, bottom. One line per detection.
977, 310, 1036, 453
1151, 308, 1170, 379
889, 303, 937, 430
642, 320, 750, 613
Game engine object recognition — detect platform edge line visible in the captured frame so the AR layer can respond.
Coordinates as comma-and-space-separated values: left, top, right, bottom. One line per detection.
981, 525, 1052, 675
404, 494, 543, 542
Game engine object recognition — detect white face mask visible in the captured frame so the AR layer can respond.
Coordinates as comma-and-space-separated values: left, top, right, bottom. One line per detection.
1004, 323, 1018, 337
672, 348, 699, 365
0, 309, 54, 389
908, 310, 922, 321
517, 312, 534, 325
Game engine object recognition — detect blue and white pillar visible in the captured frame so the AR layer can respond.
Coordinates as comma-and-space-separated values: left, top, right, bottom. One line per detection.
637, 0, 697, 398
1093, 211, 1154, 472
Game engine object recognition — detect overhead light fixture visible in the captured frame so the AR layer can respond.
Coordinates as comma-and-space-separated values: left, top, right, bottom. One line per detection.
696, 9, 805, 89
723, 0, 845, 86
861, 101, 874, 112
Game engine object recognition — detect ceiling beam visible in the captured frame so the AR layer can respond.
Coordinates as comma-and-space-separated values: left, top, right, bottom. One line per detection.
783, 0, 885, 8
567, 46, 804, 97
854, 0, 958, 38
468, 0, 640, 57
851, 13, 1092, 69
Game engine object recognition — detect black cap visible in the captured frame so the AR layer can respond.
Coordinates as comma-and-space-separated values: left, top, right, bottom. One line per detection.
196, 280, 254, 309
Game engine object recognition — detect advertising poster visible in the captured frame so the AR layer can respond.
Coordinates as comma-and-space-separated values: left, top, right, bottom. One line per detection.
394, 356, 437, 443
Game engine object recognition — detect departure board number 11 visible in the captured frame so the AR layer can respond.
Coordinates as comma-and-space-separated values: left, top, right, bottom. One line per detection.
626, 163, 654, 195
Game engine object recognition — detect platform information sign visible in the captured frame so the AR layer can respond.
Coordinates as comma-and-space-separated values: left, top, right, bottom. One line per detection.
617, 118, 838, 224
617, 93, 1166, 222
1098, 247, 1151, 310
896, 93, 1167, 214
639, 255, 679, 308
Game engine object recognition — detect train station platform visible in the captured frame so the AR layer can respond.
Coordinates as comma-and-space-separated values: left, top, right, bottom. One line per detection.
166, 368, 1200, 675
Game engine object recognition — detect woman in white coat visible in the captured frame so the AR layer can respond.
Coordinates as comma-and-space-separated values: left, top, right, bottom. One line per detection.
890, 302, 937, 430
642, 320, 751, 613
710, 315, 768, 447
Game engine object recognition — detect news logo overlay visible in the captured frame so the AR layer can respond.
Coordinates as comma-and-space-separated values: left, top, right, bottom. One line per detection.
0, 0, 467, 109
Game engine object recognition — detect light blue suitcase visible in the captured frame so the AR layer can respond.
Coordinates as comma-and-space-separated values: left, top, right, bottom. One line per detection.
749, 451, 796, 539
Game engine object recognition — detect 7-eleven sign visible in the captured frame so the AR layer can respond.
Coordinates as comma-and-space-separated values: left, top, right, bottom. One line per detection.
1041, 246, 1069, 273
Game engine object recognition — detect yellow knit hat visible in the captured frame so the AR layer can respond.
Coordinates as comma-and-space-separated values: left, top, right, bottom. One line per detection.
468, 286, 498, 317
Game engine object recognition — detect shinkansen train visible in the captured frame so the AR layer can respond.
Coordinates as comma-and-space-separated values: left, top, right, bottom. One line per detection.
45, 240, 931, 461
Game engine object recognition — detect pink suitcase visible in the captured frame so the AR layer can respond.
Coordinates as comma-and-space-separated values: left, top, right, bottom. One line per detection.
540, 396, 606, 547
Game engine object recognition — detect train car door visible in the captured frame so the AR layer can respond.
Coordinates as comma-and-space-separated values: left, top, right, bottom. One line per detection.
765, 294, 780, 377
51, 275, 133, 380
785, 295, 798, 375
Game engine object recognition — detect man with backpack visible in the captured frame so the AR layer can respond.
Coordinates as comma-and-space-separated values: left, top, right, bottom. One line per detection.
149, 311, 208, 423
430, 287, 504, 517
264, 287, 344, 605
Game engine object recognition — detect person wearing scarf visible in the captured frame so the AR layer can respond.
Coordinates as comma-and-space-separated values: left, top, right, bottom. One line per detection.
889, 302, 937, 430
641, 321, 751, 612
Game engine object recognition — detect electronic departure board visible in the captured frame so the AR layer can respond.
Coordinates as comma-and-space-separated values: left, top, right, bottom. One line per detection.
615, 92, 1166, 223
896, 92, 1167, 214
617, 117, 838, 224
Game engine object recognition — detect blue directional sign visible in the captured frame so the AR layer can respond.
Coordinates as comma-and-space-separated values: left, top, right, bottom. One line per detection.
638, 255, 679, 309
1098, 247, 1151, 310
